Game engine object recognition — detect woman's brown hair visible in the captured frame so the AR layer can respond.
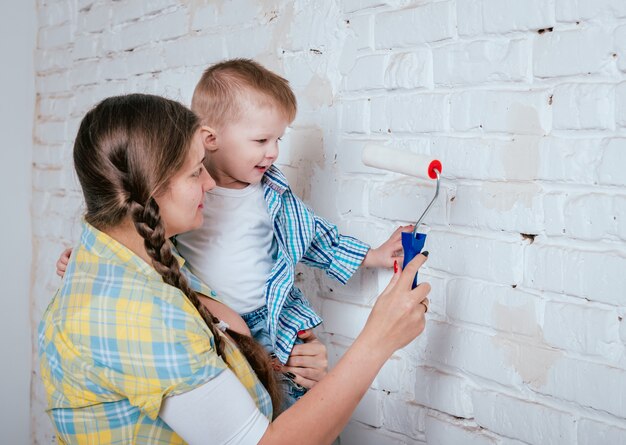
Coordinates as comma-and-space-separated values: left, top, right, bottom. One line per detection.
73, 93, 280, 412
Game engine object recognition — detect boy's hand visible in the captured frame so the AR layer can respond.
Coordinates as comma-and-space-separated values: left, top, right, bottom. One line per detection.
56, 247, 73, 278
361, 225, 414, 269
282, 329, 328, 389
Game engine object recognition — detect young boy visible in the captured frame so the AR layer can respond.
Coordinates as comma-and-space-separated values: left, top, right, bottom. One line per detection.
57, 59, 409, 409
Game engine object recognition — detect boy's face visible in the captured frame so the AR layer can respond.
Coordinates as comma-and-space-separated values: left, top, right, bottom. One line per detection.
204, 97, 289, 190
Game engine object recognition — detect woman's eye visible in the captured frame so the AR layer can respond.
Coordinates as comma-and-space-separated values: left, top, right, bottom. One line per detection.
192, 168, 202, 177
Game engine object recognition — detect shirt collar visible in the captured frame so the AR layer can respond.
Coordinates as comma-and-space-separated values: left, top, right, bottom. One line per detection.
80, 220, 186, 280
262, 165, 288, 194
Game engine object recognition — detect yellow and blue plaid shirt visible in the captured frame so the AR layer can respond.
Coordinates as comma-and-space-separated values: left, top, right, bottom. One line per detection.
38, 222, 272, 444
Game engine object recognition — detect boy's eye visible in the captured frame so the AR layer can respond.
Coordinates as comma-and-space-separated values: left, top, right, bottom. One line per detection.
255, 139, 267, 144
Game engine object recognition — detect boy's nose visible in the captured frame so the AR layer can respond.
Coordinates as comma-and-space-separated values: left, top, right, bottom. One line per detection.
266, 141, 279, 160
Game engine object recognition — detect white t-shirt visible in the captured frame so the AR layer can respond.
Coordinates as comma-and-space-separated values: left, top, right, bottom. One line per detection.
159, 368, 269, 444
176, 183, 276, 314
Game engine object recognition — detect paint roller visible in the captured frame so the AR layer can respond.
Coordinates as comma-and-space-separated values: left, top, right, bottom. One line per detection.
362, 144, 442, 288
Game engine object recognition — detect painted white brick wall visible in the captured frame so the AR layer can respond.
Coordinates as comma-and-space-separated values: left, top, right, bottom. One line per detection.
31, 1, 626, 444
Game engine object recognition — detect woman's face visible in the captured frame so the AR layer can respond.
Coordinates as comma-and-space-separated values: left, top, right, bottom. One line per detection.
156, 130, 215, 238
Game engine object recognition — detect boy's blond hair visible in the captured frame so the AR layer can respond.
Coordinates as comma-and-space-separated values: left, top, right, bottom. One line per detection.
192, 58, 297, 129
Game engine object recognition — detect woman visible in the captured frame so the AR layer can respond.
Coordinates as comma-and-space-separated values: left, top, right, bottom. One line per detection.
39, 94, 430, 444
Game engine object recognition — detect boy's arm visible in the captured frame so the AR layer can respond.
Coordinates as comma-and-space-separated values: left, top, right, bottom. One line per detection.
361, 225, 414, 269
300, 213, 370, 284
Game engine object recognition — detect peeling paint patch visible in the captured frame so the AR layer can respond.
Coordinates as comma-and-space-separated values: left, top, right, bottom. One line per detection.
304, 74, 333, 108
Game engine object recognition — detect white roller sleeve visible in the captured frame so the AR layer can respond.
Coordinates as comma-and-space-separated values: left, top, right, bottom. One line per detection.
362, 144, 442, 180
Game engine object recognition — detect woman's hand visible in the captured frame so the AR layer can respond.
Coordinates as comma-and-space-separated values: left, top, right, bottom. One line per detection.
282, 330, 328, 389
56, 247, 73, 278
362, 253, 430, 356
361, 225, 414, 269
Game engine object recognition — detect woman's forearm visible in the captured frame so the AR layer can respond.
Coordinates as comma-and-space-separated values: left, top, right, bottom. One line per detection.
259, 333, 391, 445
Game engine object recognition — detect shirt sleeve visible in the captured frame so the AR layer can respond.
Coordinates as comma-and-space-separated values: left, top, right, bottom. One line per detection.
300, 211, 370, 284
159, 368, 269, 445
87, 291, 229, 420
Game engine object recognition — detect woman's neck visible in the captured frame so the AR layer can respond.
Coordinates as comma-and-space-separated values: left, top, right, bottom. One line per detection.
103, 218, 153, 266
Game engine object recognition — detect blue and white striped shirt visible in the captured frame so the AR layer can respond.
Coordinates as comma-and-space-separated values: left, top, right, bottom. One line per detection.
262, 166, 370, 363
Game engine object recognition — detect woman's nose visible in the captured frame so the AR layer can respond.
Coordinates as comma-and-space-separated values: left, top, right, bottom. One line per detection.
202, 167, 216, 191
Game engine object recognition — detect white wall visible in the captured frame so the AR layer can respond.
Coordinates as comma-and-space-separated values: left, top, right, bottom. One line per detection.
32, 1, 626, 444
0, 0, 36, 443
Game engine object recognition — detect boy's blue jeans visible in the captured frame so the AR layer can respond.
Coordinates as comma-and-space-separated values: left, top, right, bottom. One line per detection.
241, 306, 307, 411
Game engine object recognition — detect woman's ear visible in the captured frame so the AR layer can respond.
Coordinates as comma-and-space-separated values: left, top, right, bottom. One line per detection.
200, 125, 218, 152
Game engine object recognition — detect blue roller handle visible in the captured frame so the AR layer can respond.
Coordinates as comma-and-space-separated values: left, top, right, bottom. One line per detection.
401, 231, 427, 289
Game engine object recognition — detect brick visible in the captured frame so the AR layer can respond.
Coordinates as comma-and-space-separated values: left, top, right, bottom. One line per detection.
191, 1, 260, 28
556, 0, 626, 22
34, 121, 68, 145
283, 52, 317, 86
617, 82, 626, 127
525, 243, 626, 306
382, 397, 426, 440
599, 138, 626, 186
372, 93, 448, 133
413, 367, 474, 418
617, 25, 626, 72
472, 391, 576, 444
38, 95, 73, 121
36, 71, 70, 94
337, 179, 367, 216
368, 178, 447, 226
578, 418, 626, 444
35, 48, 72, 73
71, 33, 101, 60
341, 0, 396, 14
543, 301, 621, 359
552, 83, 615, 131
283, 2, 339, 53
426, 229, 524, 284
69, 59, 103, 86
38, 1, 71, 27
344, 54, 388, 91
446, 279, 541, 338
78, 3, 111, 33
534, 27, 613, 78
38, 23, 73, 49
162, 35, 225, 69
375, 2, 455, 49
425, 415, 499, 445
456, 0, 483, 37
450, 90, 551, 135
544, 192, 626, 241
449, 182, 544, 233
433, 39, 529, 86
110, 0, 173, 26
341, 99, 369, 134
353, 389, 384, 427
431, 136, 542, 181
373, 352, 415, 394
336, 139, 389, 175
103, 9, 188, 52
481, 0, 555, 33
536, 137, 603, 184
321, 299, 371, 339
418, 321, 524, 387
346, 14, 372, 51
385, 50, 432, 90
537, 357, 626, 417
341, 421, 410, 445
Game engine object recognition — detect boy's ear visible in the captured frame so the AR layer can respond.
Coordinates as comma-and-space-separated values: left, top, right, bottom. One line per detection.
200, 125, 218, 151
